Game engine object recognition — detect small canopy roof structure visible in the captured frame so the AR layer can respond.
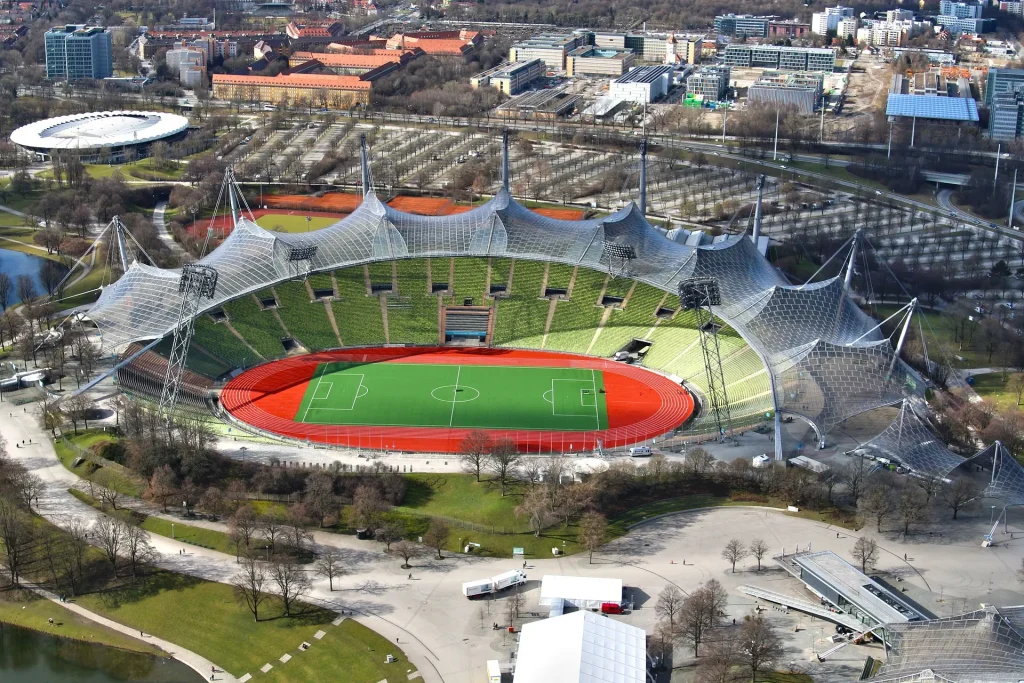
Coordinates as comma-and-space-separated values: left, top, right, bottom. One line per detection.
539, 575, 623, 608
513, 611, 648, 683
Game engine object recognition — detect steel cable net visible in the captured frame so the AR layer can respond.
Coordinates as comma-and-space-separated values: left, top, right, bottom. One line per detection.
86, 190, 920, 434
874, 605, 1024, 683
857, 402, 967, 478
966, 443, 1024, 506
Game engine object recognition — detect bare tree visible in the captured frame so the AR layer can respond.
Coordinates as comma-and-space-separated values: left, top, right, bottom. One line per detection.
941, 477, 980, 520
721, 538, 748, 573
0, 497, 32, 585
94, 515, 125, 577
683, 447, 716, 479
850, 536, 879, 573
515, 486, 554, 537
858, 478, 896, 532
577, 511, 607, 564
423, 518, 451, 560
351, 485, 390, 530
459, 429, 491, 482
695, 630, 738, 683
232, 554, 270, 622
270, 559, 311, 617
374, 519, 405, 551
229, 505, 258, 558
487, 439, 521, 496
895, 485, 929, 537
738, 614, 783, 682
676, 580, 727, 657
314, 548, 343, 591
144, 464, 178, 512
60, 516, 90, 579
122, 522, 156, 580
390, 540, 421, 569
259, 510, 286, 556
99, 484, 123, 511
654, 585, 686, 629
504, 590, 525, 625
748, 538, 769, 572
303, 471, 336, 527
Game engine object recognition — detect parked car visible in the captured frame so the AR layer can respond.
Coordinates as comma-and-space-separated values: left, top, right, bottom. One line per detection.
600, 603, 623, 615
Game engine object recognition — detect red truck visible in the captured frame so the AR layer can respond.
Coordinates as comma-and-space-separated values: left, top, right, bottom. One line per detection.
600, 603, 623, 615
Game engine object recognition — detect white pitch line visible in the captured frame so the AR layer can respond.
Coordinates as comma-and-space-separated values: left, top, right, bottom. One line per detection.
448, 365, 462, 427
591, 368, 600, 430
302, 363, 329, 423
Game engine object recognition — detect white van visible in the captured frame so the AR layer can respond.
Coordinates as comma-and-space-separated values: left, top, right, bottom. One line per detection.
629, 446, 652, 457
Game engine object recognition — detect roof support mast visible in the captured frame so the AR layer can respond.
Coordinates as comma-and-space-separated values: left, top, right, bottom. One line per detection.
501, 127, 511, 191
887, 297, 916, 380
638, 137, 647, 216
113, 216, 131, 272
751, 174, 766, 244
360, 133, 372, 196
844, 229, 861, 290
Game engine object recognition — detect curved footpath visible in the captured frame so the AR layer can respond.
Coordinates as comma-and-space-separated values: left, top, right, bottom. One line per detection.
4, 407, 1024, 683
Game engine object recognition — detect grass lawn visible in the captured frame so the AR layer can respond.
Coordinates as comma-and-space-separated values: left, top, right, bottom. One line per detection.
396, 473, 523, 529
259, 618, 416, 683
75, 572, 391, 679
0, 212, 33, 228
54, 430, 144, 498
255, 214, 338, 233
874, 304, 987, 369
969, 372, 1024, 412
0, 587, 165, 656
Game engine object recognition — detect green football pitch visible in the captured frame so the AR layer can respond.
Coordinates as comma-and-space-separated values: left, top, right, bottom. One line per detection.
295, 362, 609, 431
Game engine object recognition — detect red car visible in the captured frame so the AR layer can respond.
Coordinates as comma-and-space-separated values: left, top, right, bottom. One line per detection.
600, 603, 623, 615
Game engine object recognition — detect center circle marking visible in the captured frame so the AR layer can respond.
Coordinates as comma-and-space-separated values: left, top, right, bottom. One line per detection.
430, 385, 481, 403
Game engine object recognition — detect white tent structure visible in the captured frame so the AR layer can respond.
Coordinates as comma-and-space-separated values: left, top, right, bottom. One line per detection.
540, 575, 623, 611
513, 611, 650, 683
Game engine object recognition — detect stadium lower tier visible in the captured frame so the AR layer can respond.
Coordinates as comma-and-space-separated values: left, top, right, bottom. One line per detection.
219, 348, 695, 453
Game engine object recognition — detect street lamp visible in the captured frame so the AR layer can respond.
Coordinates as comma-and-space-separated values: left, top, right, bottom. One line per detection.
171, 523, 175, 539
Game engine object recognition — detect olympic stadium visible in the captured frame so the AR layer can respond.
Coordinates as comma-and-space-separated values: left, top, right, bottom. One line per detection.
9, 110, 189, 162
75, 134, 940, 463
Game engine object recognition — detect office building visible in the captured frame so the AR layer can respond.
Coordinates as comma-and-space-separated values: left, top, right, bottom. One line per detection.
609, 65, 673, 104
713, 14, 773, 38
748, 71, 823, 114
935, 15, 995, 34
509, 34, 583, 71
211, 72, 372, 108
837, 17, 859, 39
887, 8, 916, 22
45, 25, 112, 81
565, 46, 634, 77
811, 6, 854, 35
991, 91, 1024, 139
768, 21, 811, 38
470, 59, 544, 95
686, 66, 730, 101
723, 45, 836, 72
939, 0, 983, 18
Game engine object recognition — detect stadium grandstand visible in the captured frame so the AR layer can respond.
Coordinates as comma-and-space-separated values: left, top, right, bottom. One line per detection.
82, 133, 921, 456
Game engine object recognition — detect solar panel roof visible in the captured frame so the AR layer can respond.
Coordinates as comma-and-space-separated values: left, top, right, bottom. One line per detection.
885, 94, 979, 122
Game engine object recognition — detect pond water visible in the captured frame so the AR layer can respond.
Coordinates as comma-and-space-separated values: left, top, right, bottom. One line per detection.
0, 247, 46, 305
0, 621, 204, 683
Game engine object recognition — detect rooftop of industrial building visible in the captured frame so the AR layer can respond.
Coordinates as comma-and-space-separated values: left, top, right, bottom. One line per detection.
885, 93, 980, 121
790, 550, 927, 624
613, 65, 674, 83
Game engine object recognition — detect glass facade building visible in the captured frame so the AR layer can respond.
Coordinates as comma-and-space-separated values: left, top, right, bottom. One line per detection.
45, 25, 112, 81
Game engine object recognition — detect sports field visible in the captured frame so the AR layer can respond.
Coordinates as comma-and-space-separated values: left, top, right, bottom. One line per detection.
221, 348, 694, 453
296, 361, 608, 431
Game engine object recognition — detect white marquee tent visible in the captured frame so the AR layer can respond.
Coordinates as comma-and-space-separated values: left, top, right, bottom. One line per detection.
513, 611, 649, 683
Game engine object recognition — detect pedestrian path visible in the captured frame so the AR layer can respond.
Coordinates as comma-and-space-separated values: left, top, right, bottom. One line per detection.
26, 583, 239, 682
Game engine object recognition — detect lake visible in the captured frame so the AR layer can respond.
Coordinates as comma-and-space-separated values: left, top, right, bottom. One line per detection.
0, 621, 204, 683
0, 247, 46, 305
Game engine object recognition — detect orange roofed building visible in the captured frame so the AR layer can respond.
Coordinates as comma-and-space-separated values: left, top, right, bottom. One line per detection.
212, 72, 371, 108
382, 30, 480, 56
288, 48, 423, 73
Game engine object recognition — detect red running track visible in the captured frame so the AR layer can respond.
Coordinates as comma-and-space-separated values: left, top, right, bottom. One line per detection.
220, 347, 695, 453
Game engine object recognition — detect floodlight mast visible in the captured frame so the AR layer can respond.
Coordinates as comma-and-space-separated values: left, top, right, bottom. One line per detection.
603, 243, 637, 277
679, 277, 733, 440
159, 264, 219, 415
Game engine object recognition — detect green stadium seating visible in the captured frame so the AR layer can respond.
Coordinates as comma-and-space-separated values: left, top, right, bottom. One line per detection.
274, 281, 340, 351
331, 265, 386, 346
389, 259, 439, 344
545, 263, 574, 291
589, 282, 665, 357
451, 257, 489, 305
545, 267, 607, 354
222, 295, 288, 360
493, 259, 549, 347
